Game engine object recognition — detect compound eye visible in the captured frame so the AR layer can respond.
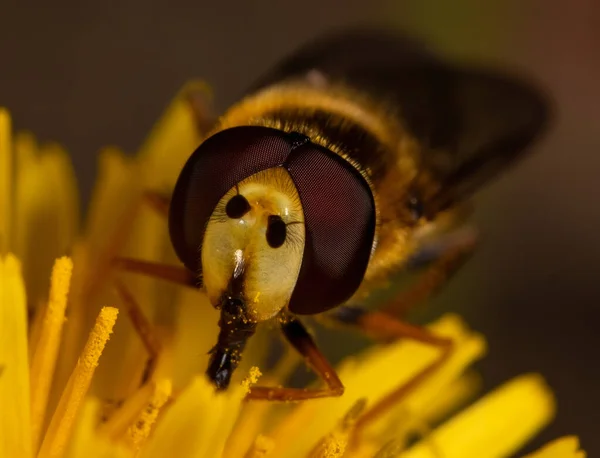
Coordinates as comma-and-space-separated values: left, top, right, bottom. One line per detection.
266, 215, 286, 248
225, 194, 251, 219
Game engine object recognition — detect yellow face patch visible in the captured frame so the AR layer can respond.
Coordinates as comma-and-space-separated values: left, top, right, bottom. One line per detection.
201, 167, 305, 321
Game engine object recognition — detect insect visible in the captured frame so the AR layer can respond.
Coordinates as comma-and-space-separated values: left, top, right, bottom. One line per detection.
115, 28, 549, 427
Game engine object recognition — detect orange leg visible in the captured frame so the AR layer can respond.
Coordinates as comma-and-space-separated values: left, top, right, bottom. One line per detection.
112, 256, 201, 289
113, 279, 162, 383
340, 308, 453, 433
323, 233, 475, 441
246, 317, 344, 401
142, 190, 170, 218
112, 190, 201, 288
113, 279, 162, 358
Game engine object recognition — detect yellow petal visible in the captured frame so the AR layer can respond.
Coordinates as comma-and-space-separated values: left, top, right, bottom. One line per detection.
523, 436, 586, 458
97, 82, 215, 399
170, 290, 219, 391
13, 143, 79, 305
271, 315, 485, 458
0, 109, 12, 253
0, 254, 32, 458
81, 147, 140, 250
417, 370, 480, 425
400, 374, 555, 458
65, 398, 130, 458
60, 149, 142, 403
30, 256, 73, 449
142, 376, 245, 458
13, 131, 36, 175
38, 306, 119, 458
136, 81, 209, 189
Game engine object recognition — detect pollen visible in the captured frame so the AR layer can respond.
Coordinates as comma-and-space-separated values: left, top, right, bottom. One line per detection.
126, 379, 172, 453
30, 256, 73, 449
244, 434, 275, 457
38, 306, 118, 458
242, 366, 263, 394
307, 431, 347, 458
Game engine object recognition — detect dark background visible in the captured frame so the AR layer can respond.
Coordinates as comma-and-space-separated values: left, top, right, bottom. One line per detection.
2, 0, 598, 455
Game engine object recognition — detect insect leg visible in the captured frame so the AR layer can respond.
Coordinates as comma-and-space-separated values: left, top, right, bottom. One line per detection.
381, 226, 478, 317
246, 317, 344, 401
111, 188, 200, 287
113, 278, 162, 384
143, 190, 170, 218
112, 257, 201, 288
331, 307, 453, 434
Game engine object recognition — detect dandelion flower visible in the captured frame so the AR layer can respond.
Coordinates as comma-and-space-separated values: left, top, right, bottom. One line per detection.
0, 86, 585, 457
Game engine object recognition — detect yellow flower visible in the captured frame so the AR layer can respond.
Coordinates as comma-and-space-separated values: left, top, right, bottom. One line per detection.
0, 86, 585, 458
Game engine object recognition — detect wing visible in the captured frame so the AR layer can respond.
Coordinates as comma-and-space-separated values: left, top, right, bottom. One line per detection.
248, 28, 551, 215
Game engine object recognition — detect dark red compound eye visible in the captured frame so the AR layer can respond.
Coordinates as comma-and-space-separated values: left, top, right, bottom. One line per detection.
285, 143, 376, 315
169, 126, 376, 315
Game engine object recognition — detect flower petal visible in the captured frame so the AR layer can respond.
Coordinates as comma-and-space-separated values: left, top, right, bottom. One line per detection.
136, 81, 208, 189
399, 374, 555, 458
271, 315, 485, 458
65, 398, 130, 458
169, 290, 219, 391
0, 254, 32, 458
142, 376, 245, 458
13, 142, 79, 305
523, 436, 586, 458
59, 149, 143, 404
0, 109, 12, 253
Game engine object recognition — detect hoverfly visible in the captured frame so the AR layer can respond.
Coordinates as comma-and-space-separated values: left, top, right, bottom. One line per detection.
115, 28, 549, 427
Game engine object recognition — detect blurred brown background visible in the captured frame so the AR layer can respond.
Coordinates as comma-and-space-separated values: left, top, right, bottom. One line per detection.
1, 0, 599, 455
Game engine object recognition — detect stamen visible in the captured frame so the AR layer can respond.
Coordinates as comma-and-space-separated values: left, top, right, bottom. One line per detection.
97, 379, 170, 442
38, 306, 118, 458
30, 256, 73, 450
244, 435, 274, 458
307, 400, 365, 458
241, 366, 262, 394
126, 379, 172, 454
307, 431, 347, 458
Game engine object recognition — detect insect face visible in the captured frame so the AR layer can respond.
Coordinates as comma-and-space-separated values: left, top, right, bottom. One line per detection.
169, 126, 377, 323
202, 167, 305, 321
